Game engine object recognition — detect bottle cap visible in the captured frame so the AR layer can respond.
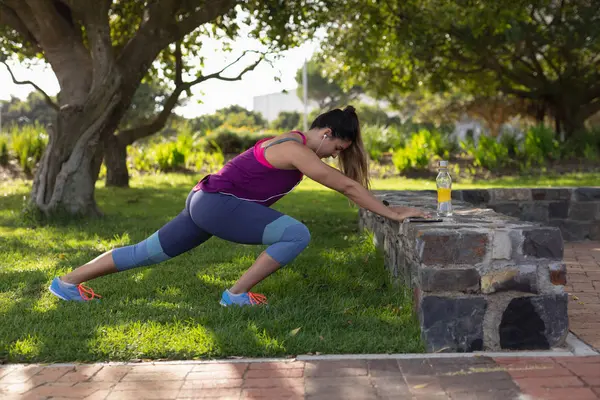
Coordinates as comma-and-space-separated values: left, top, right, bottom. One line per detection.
439, 160, 448, 167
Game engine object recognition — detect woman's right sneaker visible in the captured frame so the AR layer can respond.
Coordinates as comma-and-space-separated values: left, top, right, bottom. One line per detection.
49, 277, 102, 301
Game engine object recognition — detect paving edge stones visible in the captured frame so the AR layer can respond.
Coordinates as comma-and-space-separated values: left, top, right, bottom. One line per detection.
1, 334, 596, 369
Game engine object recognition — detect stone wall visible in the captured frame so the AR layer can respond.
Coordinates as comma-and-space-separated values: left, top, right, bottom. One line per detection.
359, 191, 569, 353
452, 187, 600, 241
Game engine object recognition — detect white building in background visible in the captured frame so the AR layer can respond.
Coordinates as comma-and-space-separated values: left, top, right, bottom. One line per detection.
253, 90, 319, 122
452, 115, 484, 142
252, 90, 394, 122
253, 89, 491, 142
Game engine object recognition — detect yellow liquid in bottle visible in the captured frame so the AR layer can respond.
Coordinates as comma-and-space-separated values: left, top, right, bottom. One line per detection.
438, 188, 451, 203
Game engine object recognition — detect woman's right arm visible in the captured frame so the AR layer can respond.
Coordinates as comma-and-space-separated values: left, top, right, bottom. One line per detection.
288, 144, 428, 221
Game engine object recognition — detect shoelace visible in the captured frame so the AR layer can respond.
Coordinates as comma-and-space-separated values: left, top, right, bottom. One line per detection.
248, 292, 268, 305
77, 284, 102, 301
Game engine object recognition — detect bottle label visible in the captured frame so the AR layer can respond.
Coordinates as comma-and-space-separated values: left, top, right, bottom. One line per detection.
438, 188, 451, 203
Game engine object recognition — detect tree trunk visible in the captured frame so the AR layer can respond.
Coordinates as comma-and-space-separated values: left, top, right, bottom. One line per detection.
561, 113, 585, 139
535, 103, 545, 123
103, 133, 129, 187
30, 80, 123, 218
552, 100, 586, 141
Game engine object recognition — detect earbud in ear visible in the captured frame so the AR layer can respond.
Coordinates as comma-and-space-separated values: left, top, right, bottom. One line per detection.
323, 134, 328, 139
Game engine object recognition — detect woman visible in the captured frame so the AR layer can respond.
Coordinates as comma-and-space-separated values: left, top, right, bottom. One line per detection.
49, 106, 429, 306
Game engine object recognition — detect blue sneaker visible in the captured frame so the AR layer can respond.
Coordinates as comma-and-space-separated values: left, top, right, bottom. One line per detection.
220, 289, 268, 307
49, 277, 102, 302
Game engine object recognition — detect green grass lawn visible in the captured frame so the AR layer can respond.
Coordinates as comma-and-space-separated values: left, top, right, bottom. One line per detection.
0, 171, 598, 364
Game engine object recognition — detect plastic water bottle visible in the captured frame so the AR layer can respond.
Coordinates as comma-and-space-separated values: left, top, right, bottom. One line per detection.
436, 160, 452, 217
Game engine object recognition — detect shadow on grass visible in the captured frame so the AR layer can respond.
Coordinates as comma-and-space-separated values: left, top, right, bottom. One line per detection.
0, 183, 424, 363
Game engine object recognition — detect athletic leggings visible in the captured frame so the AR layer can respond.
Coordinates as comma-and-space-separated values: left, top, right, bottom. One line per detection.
111, 190, 311, 271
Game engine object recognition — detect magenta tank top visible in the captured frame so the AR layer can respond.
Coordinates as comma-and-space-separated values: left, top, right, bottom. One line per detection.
193, 131, 306, 206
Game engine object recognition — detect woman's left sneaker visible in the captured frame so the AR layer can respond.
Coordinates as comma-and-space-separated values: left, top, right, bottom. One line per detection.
49, 277, 102, 301
219, 289, 267, 307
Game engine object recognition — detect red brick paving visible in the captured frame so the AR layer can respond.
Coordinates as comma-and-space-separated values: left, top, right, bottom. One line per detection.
0, 356, 598, 399
565, 241, 600, 351
501, 356, 600, 400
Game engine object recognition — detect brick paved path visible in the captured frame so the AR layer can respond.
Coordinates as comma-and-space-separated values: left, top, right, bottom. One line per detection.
1, 356, 600, 399
565, 241, 600, 351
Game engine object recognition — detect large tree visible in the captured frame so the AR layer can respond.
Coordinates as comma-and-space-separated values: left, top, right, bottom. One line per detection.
0, 0, 328, 217
321, 0, 600, 138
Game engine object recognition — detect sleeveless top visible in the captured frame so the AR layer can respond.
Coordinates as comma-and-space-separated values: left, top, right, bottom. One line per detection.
193, 131, 306, 207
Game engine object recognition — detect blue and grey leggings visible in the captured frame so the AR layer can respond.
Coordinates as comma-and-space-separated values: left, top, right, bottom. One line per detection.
111, 190, 311, 271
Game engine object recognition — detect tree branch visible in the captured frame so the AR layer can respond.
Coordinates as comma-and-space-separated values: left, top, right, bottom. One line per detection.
523, 40, 548, 82
485, 55, 542, 89
118, 50, 264, 146
502, 87, 539, 100
117, 0, 238, 86
0, 3, 40, 50
174, 0, 238, 42
195, 50, 263, 83
74, 0, 115, 91
585, 82, 600, 103
15, 0, 92, 104
581, 98, 600, 120
1, 60, 59, 110
175, 40, 183, 86
448, 26, 543, 90
445, 64, 488, 75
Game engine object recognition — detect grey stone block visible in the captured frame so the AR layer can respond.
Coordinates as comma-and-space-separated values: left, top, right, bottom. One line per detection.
574, 187, 600, 201
590, 222, 600, 240
492, 231, 512, 260
451, 191, 463, 201
531, 188, 572, 201
418, 232, 489, 265
548, 220, 591, 241
522, 228, 563, 259
420, 295, 487, 352
456, 232, 490, 264
419, 268, 480, 292
499, 294, 568, 350
490, 203, 521, 218
569, 202, 599, 221
548, 201, 569, 219
492, 189, 531, 201
460, 190, 491, 205
521, 203, 549, 222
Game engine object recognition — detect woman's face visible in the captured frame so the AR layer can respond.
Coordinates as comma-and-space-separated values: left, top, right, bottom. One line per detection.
317, 133, 352, 159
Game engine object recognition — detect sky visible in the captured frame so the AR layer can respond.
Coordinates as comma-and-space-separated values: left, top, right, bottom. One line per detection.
0, 22, 323, 119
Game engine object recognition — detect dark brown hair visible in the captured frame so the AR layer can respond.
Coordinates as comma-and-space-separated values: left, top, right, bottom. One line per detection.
310, 106, 370, 189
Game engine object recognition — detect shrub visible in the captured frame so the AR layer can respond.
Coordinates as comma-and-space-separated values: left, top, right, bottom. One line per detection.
154, 141, 186, 171
129, 145, 154, 173
460, 135, 510, 171
561, 127, 600, 161
129, 131, 225, 173
0, 136, 9, 166
523, 124, 560, 167
392, 129, 450, 173
186, 150, 224, 174
9, 123, 48, 174
201, 125, 273, 154
362, 124, 405, 162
